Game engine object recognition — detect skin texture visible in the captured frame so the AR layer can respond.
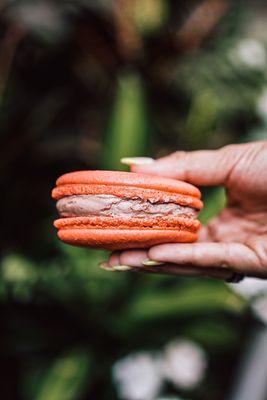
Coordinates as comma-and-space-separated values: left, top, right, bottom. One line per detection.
107, 141, 267, 280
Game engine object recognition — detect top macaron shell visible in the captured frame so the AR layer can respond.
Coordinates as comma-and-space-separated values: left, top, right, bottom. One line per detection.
52, 170, 203, 250
56, 170, 201, 197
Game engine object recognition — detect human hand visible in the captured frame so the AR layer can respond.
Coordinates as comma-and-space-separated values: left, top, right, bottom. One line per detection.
103, 142, 267, 280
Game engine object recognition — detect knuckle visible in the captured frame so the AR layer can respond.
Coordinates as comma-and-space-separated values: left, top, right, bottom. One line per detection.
219, 243, 232, 269
120, 251, 132, 264
172, 151, 186, 160
247, 237, 267, 268
148, 246, 163, 262
245, 237, 267, 277
173, 150, 185, 157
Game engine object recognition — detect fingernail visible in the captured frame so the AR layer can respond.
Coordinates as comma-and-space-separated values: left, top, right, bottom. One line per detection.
99, 262, 116, 272
121, 157, 154, 166
142, 259, 164, 266
113, 265, 133, 271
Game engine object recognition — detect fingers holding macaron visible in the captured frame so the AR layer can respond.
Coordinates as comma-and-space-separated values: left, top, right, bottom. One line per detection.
103, 246, 232, 280
104, 239, 264, 280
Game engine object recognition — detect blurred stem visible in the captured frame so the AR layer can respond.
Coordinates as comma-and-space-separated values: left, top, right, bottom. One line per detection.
112, 0, 141, 59
102, 72, 149, 170
175, 0, 229, 51
35, 350, 91, 400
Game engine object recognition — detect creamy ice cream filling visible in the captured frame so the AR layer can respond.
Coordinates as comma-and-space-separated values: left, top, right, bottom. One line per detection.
57, 195, 198, 219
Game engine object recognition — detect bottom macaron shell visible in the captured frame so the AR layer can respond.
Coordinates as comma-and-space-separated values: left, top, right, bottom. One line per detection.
57, 229, 197, 250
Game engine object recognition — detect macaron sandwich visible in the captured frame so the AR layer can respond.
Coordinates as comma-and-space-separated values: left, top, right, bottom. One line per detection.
52, 170, 203, 250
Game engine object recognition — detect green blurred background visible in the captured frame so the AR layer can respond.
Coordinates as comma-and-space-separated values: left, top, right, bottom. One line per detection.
1, 1, 267, 399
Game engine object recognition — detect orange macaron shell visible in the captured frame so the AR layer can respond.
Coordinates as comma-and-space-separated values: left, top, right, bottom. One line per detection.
55, 170, 201, 198
57, 229, 198, 250
52, 170, 203, 250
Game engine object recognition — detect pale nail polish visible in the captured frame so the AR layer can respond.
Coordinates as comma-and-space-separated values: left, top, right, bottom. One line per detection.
99, 262, 116, 272
113, 265, 133, 271
120, 157, 154, 166
142, 259, 164, 266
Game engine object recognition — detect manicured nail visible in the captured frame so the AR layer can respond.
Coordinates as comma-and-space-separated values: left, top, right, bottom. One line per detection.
113, 265, 133, 271
142, 259, 164, 266
99, 262, 116, 272
121, 157, 154, 166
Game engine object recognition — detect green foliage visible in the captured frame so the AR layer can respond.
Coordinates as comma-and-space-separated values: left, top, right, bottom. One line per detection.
29, 350, 91, 400
125, 282, 245, 324
102, 73, 149, 170
199, 187, 226, 225
0, 246, 248, 399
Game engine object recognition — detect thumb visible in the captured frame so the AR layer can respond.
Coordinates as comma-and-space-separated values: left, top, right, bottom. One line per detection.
121, 145, 242, 186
